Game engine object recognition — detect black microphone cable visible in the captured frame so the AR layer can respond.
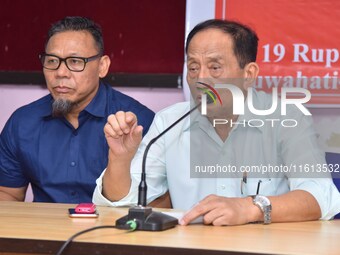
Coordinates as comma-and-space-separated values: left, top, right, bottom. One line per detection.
55, 220, 137, 255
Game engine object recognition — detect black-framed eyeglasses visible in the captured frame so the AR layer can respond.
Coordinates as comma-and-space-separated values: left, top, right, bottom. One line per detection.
39, 53, 101, 72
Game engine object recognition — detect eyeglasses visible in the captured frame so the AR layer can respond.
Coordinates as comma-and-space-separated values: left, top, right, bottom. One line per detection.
39, 53, 101, 72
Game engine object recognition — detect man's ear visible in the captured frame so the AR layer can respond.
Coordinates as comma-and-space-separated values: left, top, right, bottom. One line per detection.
243, 62, 259, 89
98, 55, 111, 78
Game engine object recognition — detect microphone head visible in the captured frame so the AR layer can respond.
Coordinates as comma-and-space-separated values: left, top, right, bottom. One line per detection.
196, 81, 217, 105
204, 91, 216, 104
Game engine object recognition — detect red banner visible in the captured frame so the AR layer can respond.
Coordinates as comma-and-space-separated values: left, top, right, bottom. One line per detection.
215, 0, 340, 106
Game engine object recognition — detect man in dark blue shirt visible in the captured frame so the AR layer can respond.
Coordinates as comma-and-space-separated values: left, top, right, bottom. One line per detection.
0, 16, 154, 203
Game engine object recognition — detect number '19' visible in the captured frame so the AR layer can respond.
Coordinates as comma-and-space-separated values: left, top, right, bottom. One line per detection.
262, 43, 285, 63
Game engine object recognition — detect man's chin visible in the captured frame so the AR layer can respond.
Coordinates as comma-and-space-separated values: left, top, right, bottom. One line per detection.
52, 98, 75, 117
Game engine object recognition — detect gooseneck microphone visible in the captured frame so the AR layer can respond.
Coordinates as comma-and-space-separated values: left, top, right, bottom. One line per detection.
138, 104, 200, 207
115, 89, 215, 231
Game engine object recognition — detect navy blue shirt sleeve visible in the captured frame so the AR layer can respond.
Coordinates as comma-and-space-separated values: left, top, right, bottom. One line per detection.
0, 113, 28, 187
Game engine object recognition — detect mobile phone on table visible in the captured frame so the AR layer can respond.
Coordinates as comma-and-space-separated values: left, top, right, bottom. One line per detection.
68, 208, 99, 218
75, 203, 96, 213
68, 203, 98, 218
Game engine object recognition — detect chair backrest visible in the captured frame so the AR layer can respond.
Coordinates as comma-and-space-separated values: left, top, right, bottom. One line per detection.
325, 152, 340, 219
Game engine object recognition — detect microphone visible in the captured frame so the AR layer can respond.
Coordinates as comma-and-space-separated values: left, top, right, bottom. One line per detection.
115, 90, 214, 231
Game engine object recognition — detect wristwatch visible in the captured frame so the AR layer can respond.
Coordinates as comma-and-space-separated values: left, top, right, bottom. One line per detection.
252, 195, 272, 224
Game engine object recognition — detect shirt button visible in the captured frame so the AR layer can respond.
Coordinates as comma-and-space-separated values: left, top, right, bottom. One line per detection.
221, 185, 226, 190
70, 161, 76, 167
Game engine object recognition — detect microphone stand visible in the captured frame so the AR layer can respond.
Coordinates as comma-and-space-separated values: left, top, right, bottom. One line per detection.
115, 104, 200, 231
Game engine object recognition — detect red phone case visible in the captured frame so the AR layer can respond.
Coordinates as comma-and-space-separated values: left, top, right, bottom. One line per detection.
75, 203, 96, 213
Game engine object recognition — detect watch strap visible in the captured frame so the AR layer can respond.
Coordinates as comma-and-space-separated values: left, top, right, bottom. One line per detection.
251, 195, 272, 224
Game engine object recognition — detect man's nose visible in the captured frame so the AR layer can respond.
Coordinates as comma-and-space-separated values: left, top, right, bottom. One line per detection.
198, 66, 209, 79
55, 60, 71, 76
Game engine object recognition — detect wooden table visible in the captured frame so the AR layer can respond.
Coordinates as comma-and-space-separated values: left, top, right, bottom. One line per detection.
0, 201, 339, 255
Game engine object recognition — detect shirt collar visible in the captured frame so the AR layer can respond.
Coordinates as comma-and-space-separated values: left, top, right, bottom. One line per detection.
83, 82, 106, 118
41, 95, 54, 118
183, 101, 202, 132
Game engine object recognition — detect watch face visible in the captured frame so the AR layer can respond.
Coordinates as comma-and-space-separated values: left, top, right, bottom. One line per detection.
255, 195, 271, 206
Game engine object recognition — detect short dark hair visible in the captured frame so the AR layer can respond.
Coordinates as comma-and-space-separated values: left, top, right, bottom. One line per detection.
185, 19, 258, 68
46, 16, 104, 55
